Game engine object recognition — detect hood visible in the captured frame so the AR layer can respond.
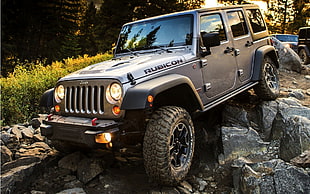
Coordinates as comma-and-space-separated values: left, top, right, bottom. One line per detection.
59, 51, 195, 84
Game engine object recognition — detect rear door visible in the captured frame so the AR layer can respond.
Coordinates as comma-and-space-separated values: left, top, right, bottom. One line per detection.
225, 9, 253, 82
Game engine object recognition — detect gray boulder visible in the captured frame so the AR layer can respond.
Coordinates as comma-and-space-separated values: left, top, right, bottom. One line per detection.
232, 159, 310, 194
279, 115, 310, 161
272, 98, 310, 139
220, 126, 269, 164
271, 37, 302, 72
77, 157, 105, 184
256, 101, 278, 141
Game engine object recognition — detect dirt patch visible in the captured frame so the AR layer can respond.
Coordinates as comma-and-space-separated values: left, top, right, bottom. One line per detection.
278, 70, 310, 107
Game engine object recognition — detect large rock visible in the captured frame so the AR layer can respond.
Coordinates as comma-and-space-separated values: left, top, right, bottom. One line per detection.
272, 98, 310, 139
222, 105, 250, 128
256, 101, 278, 141
58, 152, 86, 172
15, 142, 52, 159
279, 115, 310, 161
76, 157, 105, 184
219, 126, 268, 163
1, 145, 13, 164
232, 159, 310, 193
271, 37, 302, 72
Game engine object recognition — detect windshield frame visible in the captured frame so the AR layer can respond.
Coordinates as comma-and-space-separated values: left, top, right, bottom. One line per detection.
114, 14, 194, 56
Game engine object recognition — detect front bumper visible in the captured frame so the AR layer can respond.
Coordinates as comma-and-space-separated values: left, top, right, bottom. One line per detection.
40, 115, 120, 147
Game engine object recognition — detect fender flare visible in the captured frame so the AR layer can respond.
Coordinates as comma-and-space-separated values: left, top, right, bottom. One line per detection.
121, 74, 203, 110
298, 45, 310, 56
39, 88, 55, 109
251, 45, 279, 81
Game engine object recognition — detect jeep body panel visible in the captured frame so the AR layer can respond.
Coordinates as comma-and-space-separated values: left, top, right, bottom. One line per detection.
121, 74, 203, 110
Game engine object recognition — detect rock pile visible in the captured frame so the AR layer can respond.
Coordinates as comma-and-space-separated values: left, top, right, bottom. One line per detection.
1, 97, 310, 193
1, 115, 57, 193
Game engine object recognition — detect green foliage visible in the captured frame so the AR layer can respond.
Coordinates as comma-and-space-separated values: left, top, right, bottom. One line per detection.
0, 53, 112, 125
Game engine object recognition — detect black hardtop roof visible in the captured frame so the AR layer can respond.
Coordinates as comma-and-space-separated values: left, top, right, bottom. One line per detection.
124, 4, 260, 25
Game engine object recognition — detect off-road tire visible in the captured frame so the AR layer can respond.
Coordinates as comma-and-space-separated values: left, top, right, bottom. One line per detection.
299, 48, 310, 65
254, 56, 279, 100
143, 106, 195, 186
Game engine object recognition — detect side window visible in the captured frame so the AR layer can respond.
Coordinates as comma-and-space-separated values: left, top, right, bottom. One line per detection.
200, 14, 227, 42
299, 29, 306, 39
227, 11, 248, 37
246, 9, 266, 33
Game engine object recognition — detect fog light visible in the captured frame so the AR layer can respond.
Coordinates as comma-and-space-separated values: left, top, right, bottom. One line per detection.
95, 133, 112, 144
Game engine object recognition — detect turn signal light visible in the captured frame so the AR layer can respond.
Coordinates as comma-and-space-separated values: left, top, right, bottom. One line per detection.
112, 106, 121, 115
147, 95, 154, 103
95, 133, 112, 144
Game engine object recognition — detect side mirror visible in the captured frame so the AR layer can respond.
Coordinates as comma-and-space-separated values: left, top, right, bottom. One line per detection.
201, 32, 221, 48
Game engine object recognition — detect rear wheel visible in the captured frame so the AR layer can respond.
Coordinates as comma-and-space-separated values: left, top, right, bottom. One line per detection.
254, 56, 279, 100
299, 48, 310, 65
143, 106, 195, 185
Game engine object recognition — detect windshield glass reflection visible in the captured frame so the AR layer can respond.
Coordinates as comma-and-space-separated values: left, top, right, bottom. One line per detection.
116, 15, 193, 54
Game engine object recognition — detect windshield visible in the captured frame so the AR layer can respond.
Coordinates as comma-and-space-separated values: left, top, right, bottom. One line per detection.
275, 35, 298, 42
115, 15, 193, 54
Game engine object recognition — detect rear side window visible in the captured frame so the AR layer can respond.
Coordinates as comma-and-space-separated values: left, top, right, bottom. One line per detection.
200, 13, 227, 41
227, 11, 248, 37
246, 9, 266, 33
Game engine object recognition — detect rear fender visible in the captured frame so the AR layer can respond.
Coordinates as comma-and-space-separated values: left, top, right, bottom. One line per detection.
252, 45, 279, 81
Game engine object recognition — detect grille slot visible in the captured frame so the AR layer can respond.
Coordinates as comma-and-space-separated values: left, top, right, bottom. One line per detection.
65, 85, 104, 115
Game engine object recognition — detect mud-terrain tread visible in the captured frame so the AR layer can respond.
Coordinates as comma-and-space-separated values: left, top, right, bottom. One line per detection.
143, 106, 194, 186
299, 48, 310, 65
254, 56, 279, 100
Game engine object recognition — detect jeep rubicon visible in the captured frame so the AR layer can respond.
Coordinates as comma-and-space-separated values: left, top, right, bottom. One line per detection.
40, 5, 279, 185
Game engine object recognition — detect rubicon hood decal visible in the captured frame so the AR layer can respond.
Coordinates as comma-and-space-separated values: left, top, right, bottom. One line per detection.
59, 52, 192, 83
144, 58, 184, 74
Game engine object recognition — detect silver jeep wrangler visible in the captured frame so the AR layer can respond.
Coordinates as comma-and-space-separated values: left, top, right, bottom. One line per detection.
40, 5, 279, 185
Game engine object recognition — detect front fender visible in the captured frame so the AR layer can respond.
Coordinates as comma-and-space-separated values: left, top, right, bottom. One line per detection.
121, 74, 203, 110
39, 88, 55, 109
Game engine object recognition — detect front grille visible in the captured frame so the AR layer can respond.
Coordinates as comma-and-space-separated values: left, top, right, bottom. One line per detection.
65, 85, 105, 115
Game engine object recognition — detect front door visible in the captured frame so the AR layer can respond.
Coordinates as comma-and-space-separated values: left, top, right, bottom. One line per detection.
200, 12, 237, 99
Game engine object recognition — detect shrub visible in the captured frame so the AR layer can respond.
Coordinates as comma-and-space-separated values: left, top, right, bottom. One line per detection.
1, 53, 112, 125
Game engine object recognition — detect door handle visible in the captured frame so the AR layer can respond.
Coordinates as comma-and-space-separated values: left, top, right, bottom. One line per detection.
234, 49, 240, 56
224, 47, 235, 54
245, 41, 253, 47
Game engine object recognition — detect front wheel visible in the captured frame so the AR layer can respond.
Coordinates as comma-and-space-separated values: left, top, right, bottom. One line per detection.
254, 56, 279, 100
143, 106, 195, 185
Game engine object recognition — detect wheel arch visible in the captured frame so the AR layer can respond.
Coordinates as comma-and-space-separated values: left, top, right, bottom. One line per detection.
39, 88, 55, 111
252, 45, 279, 81
121, 74, 203, 113
298, 45, 310, 56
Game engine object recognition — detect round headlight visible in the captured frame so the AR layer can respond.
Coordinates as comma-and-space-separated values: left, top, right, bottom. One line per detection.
109, 83, 122, 101
55, 85, 65, 103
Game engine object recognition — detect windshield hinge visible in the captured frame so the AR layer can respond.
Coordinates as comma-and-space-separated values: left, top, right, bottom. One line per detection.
127, 73, 136, 85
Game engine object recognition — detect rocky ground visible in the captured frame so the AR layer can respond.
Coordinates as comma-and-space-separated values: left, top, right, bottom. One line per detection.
1, 45, 310, 194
